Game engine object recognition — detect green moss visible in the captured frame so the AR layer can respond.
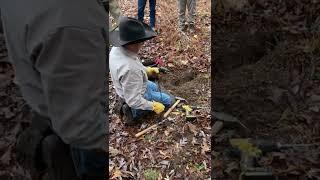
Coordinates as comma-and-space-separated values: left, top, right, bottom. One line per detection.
144, 169, 160, 180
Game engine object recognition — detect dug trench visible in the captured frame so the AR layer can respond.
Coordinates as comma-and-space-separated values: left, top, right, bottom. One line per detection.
212, 21, 320, 178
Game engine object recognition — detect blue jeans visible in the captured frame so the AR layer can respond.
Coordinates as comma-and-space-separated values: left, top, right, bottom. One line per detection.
132, 81, 172, 119
138, 0, 156, 28
70, 147, 107, 178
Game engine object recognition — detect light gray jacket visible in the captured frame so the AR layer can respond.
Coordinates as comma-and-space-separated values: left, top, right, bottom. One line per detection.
109, 47, 153, 110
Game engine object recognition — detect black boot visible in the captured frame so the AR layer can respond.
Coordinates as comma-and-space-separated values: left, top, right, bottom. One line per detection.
41, 135, 79, 180
16, 111, 52, 180
122, 104, 136, 126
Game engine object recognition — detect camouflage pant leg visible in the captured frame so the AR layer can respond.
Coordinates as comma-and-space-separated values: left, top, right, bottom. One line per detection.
187, 0, 196, 25
178, 0, 187, 28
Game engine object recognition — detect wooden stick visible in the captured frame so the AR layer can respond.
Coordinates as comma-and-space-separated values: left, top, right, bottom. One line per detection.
135, 124, 158, 138
163, 99, 181, 118
135, 99, 181, 138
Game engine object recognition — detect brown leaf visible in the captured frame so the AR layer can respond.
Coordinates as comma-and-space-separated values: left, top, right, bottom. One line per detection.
306, 168, 320, 179
164, 130, 170, 136
167, 63, 174, 67
225, 162, 239, 174
109, 146, 120, 157
109, 165, 115, 173
181, 60, 188, 65
159, 160, 170, 166
0, 148, 11, 165
201, 139, 210, 154
122, 170, 135, 177
159, 150, 167, 156
159, 150, 171, 159
179, 138, 188, 146
111, 169, 122, 179
187, 123, 198, 135
192, 137, 199, 145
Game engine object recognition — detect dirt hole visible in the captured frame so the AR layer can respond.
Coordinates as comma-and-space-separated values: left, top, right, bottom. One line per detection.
170, 70, 197, 86
160, 69, 209, 104
214, 26, 278, 76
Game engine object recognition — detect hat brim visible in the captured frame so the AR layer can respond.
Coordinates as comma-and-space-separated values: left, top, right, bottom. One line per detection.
109, 23, 157, 47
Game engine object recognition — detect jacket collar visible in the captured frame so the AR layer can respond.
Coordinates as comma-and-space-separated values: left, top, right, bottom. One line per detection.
119, 46, 139, 60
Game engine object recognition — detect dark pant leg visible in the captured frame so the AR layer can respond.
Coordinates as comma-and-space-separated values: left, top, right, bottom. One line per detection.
138, 0, 147, 22
70, 147, 107, 180
131, 108, 150, 120
149, 0, 156, 28
41, 135, 79, 180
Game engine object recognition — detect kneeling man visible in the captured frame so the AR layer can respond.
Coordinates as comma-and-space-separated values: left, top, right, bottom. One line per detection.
109, 17, 174, 124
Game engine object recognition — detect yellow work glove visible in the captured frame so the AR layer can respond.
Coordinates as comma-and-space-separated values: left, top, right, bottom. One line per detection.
152, 101, 165, 114
146, 67, 159, 76
182, 105, 193, 112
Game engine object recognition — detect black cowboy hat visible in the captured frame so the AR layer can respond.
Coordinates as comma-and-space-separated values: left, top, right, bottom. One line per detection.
110, 17, 157, 46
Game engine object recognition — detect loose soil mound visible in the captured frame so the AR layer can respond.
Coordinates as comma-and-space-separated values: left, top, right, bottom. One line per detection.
160, 69, 210, 104
213, 1, 320, 179
215, 40, 319, 138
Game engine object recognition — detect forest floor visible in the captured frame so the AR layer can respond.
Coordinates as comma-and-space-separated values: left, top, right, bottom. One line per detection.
0, 34, 32, 179
109, 0, 211, 179
213, 0, 320, 179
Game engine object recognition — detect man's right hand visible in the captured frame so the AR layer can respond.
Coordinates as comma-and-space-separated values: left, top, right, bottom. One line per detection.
152, 101, 165, 114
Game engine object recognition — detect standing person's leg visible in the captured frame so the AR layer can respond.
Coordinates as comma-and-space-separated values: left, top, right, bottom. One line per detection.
178, 0, 187, 31
41, 135, 80, 180
149, 0, 156, 29
138, 0, 148, 23
187, 0, 196, 32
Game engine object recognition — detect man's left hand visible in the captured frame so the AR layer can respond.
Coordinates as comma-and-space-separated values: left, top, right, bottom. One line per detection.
146, 67, 159, 75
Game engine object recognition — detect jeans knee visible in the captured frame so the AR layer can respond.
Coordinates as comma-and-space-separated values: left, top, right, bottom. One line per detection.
162, 94, 173, 106
147, 81, 158, 91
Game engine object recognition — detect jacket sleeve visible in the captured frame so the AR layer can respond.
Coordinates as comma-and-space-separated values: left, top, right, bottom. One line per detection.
33, 27, 107, 150
120, 69, 154, 110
